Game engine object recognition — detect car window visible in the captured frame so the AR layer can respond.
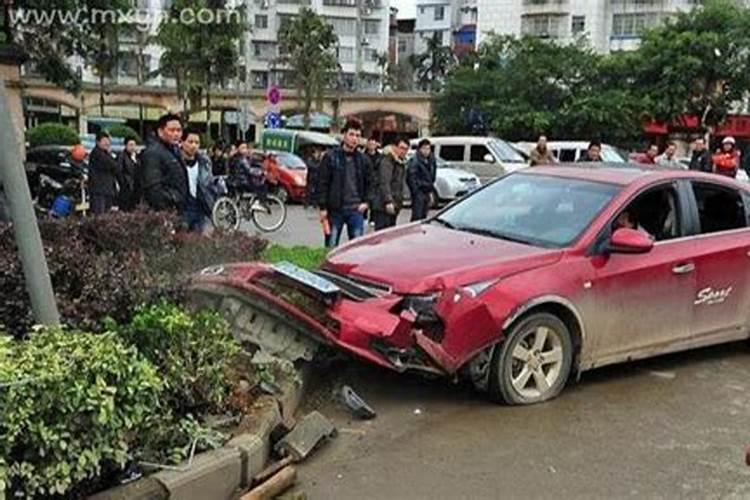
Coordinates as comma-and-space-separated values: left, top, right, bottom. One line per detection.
612, 185, 681, 241
470, 145, 491, 162
436, 173, 620, 248
487, 139, 525, 163
558, 149, 576, 162
439, 145, 465, 162
692, 182, 746, 234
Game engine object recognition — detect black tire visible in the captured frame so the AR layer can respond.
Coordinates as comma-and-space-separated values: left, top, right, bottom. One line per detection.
251, 194, 287, 232
488, 313, 573, 405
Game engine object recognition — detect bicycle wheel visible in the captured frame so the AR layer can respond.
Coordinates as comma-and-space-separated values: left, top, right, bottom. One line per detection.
212, 196, 240, 232
251, 194, 287, 232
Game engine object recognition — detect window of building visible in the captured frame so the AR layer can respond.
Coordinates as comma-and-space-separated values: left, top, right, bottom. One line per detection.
252, 71, 269, 89
337, 46, 354, 62
420, 7, 425, 14
255, 15, 268, 29
692, 183, 746, 234
253, 42, 277, 61
520, 14, 563, 38
571, 15, 585, 34
364, 20, 379, 35
323, 0, 357, 6
611, 13, 660, 37
439, 145, 465, 162
328, 17, 357, 37
434, 6, 445, 21
278, 14, 296, 31
398, 39, 407, 53
364, 48, 379, 61
118, 53, 149, 79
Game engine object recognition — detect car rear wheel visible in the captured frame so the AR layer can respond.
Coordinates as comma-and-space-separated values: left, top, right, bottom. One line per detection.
489, 313, 573, 405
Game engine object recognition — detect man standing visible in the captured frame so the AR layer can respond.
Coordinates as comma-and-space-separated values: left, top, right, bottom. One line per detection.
372, 139, 409, 230
139, 113, 188, 213
181, 129, 218, 232
364, 136, 382, 170
88, 131, 120, 215
529, 135, 555, 166
318, 118, 371, 247
656, 142, 682, 168
304, 146, 325, 208
689, 138, 712, 172
116, 137, 139, 211
637, 144, 659, 165
407, 138, 437, 221
577, 141, 603, 162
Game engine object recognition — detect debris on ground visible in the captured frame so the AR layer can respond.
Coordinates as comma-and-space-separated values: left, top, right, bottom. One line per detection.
275, 411, 337, 462
338, 385, 377, 420
240, 465, 297, 500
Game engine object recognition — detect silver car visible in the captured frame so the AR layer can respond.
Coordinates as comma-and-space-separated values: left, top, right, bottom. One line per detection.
403, 154, 481, 204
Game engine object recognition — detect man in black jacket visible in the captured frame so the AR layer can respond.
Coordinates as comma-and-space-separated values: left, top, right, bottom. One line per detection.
116, 137, 139, 211
407, 138, 437, 221
138, 113, 188, 213
88, 131, 120, 214
689, 137, 712, 172
372, 138, 409, 230
318, 118, 372, 247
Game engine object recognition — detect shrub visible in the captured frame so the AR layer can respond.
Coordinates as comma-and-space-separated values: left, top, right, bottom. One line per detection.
262, 245, 328, 270
113, 304, 241, 415
27, 123, 79, 148
105, 124, 142, 144
0, 210, 267, 336
0, 328, 162, 498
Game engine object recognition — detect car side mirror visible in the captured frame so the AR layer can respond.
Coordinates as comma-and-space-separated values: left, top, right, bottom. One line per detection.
607, 228, 653, 254
483, 153, 495, 164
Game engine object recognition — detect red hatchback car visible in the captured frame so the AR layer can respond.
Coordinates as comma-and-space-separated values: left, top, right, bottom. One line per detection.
192, 165, 750, 405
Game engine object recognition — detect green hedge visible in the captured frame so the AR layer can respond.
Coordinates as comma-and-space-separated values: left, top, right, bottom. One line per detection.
105, 124, 142, 144
0, 329, 162, 497
26, 123, 79, 148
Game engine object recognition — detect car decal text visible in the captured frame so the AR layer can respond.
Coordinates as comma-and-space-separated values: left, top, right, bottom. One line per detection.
694, 286, 733, 306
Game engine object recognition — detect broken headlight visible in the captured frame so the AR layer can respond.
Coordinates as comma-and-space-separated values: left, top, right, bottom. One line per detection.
401, 293, 440, 316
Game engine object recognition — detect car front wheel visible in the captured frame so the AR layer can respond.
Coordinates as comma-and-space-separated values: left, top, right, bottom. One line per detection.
489, 313, 573, 405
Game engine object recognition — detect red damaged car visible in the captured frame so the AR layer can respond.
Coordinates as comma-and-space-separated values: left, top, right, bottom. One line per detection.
191, 165, 750, 405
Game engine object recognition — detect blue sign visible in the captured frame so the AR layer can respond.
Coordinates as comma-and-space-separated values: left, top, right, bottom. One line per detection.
265, 112, 281, 129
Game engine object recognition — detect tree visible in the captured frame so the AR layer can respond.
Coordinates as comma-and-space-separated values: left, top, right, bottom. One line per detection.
156, 0, 246, 127
433, 35, 647, 147
277, 8, 339, 130
411, 32, 456, 92
633, 0, 750, 138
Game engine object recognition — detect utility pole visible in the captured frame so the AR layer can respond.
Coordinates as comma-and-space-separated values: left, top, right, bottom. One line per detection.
0, 79, 59, 326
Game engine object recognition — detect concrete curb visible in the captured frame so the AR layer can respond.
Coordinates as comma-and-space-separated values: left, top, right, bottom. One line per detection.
89, 366, 311, 500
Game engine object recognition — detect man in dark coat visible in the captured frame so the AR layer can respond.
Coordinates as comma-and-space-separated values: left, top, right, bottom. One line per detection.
407, 138, 437, 221
138, 113, 188, 213
304, 146, 325, 208
116, 137, 139, 211
88, 131, 120, 214
372, 139, 409, 230
318, 118, 372, 247
689, 137, 712, 172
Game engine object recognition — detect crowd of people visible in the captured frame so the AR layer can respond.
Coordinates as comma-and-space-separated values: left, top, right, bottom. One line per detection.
527, 134, 747, 178
84, 114, 440, 248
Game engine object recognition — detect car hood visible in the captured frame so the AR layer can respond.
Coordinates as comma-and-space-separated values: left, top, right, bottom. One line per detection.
324, 223, 563, 294
438, 167, 478, 182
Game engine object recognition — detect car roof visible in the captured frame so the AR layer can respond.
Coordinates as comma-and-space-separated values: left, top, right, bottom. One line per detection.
410, 136, 503, 145
544, 141, 618, 149
522, 163, 750, 189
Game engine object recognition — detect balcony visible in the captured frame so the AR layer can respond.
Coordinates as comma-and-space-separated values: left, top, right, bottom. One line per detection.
609, 0, 669, 13
522, 0, 569, 14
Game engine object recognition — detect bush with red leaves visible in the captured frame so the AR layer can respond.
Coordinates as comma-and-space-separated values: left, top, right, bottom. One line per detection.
0, 210, 267, 336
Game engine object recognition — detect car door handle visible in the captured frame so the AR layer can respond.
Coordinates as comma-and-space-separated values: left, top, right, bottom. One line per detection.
672, 263, 695, 275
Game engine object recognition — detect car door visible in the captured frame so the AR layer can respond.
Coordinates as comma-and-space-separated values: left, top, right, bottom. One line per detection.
586, 182, 696, 364
686, 181, 750, 340
469, 144, 503, 183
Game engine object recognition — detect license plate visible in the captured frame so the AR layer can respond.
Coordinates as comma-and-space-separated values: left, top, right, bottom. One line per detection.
272, 262, 340, 298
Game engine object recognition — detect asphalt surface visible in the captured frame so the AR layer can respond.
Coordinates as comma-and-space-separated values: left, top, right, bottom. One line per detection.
256, 207, 750, 500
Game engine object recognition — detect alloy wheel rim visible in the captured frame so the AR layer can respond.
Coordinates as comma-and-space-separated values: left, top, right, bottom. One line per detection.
509, 326, 564, 399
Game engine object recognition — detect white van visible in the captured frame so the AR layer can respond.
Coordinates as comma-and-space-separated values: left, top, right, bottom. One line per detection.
515, 141, 628, 163
410, 136, 527, 184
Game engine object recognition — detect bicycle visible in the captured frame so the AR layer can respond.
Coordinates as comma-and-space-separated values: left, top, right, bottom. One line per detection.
212, 190, 287, 233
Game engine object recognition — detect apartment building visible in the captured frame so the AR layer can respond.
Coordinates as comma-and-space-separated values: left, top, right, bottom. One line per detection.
477, 0, 745, 53
74, 0, 389, 92
414, 0, 477, 56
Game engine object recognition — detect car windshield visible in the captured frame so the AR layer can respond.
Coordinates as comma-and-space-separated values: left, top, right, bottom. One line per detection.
488, 139, 526, 163
434, 173, 620, 248
273, 152, 307, 170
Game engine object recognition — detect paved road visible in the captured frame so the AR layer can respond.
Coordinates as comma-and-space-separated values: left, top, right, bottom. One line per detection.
250, 207, 750, 499
293, 345, 750, 499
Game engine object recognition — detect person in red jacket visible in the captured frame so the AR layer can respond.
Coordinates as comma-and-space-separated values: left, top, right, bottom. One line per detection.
712, 136, 740, 177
